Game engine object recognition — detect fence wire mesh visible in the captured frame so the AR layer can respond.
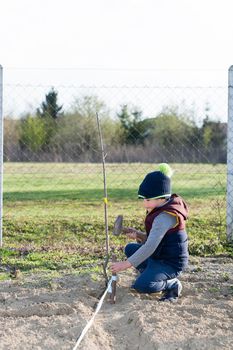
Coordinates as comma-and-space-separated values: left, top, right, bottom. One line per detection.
1, 68, 232, 269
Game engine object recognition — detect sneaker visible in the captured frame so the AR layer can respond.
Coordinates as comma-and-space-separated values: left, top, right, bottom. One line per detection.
160, 279, 182, 302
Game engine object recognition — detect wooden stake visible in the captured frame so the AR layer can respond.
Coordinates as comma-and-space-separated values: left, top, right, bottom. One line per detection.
109, 254, 117, 304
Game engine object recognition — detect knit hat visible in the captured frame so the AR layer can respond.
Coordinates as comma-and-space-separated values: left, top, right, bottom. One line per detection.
138, 163, 173, 199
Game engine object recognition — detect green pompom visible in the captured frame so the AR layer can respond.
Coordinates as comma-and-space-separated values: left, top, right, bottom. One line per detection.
158, 163, 173, 178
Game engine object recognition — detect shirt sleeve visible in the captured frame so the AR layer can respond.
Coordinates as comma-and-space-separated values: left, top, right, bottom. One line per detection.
127, 212, 177, 268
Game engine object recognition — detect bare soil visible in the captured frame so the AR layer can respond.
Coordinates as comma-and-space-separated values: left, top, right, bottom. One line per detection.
0, 256, 232, 350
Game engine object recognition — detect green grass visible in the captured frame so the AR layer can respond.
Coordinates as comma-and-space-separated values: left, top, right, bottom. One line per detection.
0, 162, 231, 280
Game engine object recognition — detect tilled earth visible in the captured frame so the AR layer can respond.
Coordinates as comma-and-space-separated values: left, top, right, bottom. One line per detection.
0, 256, 232, 350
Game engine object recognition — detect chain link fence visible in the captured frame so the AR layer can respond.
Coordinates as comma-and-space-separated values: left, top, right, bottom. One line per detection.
0, 67, 232, 247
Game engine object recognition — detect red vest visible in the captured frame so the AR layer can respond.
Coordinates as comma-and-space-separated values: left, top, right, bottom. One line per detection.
145, 194, 188, 236
144, 194, 189, 269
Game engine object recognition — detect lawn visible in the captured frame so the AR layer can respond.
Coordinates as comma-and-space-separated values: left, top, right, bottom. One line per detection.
0, 162, 231, 278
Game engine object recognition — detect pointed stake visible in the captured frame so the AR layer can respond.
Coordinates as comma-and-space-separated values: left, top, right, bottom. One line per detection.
109, 254, 117, 304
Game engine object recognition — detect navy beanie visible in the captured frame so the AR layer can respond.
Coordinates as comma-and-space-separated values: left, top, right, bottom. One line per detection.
138, 164, 172, 199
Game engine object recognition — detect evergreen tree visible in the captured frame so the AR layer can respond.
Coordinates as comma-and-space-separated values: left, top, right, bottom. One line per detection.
117, 104, 148, 144
37, 88, 63, 119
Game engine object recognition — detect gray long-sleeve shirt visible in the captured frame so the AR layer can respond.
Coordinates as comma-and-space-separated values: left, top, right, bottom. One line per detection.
127, 212, 177, 267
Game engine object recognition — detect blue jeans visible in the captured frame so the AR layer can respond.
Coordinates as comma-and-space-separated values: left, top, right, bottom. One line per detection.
125, 243, 181, 293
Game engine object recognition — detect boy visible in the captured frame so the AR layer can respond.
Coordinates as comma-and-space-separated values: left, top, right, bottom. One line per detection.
110, 163, 189, 302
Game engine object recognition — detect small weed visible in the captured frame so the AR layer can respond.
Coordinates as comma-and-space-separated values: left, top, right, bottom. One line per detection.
127, 318, 134, 324
208, 287, 220, 293
0, 273, 10, 281
193, 266, 202, 272
222, 272, 230, 281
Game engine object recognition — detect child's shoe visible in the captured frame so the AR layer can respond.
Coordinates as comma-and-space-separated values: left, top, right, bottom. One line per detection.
160, 279, 182, 302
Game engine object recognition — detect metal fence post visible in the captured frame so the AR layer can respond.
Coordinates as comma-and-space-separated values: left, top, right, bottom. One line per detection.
227, 65, 233, 241
0, 65, 3, 247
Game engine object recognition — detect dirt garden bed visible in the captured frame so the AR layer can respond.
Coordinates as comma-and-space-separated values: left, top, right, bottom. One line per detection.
0, 256, 232, 350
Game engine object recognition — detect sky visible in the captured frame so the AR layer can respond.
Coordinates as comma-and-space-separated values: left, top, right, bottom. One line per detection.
0, 0, 233, 119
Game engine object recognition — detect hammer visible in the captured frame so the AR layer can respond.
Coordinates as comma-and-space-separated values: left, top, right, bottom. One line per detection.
112, 215, 124, 236
112, 215, 146, 243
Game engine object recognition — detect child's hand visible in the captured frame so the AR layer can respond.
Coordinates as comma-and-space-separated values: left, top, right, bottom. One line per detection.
126, 232, 137, 239
110, 260, 132, 273
122, 227, 137, 239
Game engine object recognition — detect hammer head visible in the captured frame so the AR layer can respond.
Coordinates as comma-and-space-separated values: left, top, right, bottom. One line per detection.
113, 215, 123, 236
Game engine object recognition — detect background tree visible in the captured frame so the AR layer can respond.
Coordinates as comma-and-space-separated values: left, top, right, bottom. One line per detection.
37, 87, 63, 119
19, 115, 47, 152
117, 104, 149, 145
142, 105, 199, 162
51, 95, 119, 161
35, 88, 63, 148
4, 118, 21, 161
201, 116, 227, 162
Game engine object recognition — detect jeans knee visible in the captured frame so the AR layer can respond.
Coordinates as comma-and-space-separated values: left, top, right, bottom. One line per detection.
133, 280, 165, 294
124, 243, 137, 257
124, 244, 131, 257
